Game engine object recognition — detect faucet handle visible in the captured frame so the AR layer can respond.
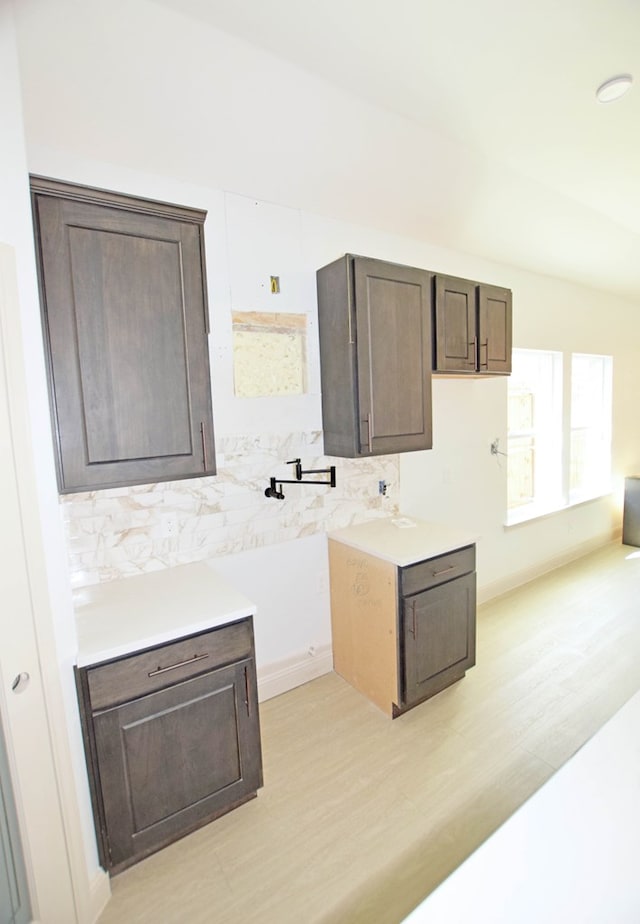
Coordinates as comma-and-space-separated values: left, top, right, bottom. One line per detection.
287, 458, 303, 479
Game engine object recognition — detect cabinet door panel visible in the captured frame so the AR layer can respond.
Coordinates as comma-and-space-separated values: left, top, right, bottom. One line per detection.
93, 662, 261, 869
31, 178, 216, 492
434, 275, 477, 372
354, 257, 432, 454
403, 572, 476, 706
69, 225, 192, 462
478, 284, 512, 374
121, 683, 241, 831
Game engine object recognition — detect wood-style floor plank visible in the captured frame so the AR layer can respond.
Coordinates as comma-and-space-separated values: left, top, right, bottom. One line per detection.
98, 541, 640, 924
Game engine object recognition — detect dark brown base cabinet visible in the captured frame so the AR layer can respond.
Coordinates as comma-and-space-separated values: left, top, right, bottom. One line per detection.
400, 548, 476, 711
75, 619, 262, 873
329, 541, 476, 718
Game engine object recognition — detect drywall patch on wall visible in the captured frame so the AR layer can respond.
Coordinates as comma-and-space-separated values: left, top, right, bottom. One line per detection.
232, 311, 307, 397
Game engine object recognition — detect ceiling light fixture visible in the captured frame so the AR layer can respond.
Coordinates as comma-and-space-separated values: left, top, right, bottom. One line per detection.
596, 73, 633, 103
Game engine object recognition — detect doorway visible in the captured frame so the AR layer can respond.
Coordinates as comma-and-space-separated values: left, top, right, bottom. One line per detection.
0, 243, 77, 922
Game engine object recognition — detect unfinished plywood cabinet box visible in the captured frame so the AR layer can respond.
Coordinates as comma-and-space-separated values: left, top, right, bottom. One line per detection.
329, 520, 476, 717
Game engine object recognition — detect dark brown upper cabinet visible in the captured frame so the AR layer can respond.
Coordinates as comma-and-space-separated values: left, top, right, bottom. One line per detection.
317, 255, 433, 457
30, 177, 216, 493
433, 274, 512, 375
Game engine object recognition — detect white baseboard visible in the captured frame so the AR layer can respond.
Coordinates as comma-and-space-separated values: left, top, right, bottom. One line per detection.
257, 644, 333, 702
256, 534, 622, 700
478, 531, 619, 605
84, 867, 111, 924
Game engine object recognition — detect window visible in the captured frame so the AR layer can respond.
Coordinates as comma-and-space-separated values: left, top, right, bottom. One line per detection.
507, 349, 563, 517
570, 353, 613, 502
507, 349, 612, 523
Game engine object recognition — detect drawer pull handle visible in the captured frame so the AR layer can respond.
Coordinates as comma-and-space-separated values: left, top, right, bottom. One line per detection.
148, 652, 209, 677
433, 565, 455, 577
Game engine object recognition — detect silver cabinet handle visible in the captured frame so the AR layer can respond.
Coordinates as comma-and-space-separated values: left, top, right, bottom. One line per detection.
200, 421, 207, 471
408, 600, 417, 638
361, 414, 373, 454
244, 665, 251, 717
148, 652, 209, 677
433, 565, 455, 577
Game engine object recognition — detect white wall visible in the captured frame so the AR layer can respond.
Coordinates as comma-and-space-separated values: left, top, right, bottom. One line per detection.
0, 5, 109, 919
5, 1, 640, 915
13, 0, 640, 616
401, 263, 640, 597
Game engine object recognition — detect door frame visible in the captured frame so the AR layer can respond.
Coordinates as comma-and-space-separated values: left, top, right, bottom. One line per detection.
0, 242, 83, 922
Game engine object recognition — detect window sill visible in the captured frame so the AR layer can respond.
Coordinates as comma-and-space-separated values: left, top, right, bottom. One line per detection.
505, 490, 612, 528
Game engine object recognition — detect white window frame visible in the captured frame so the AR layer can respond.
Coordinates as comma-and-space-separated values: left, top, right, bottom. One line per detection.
568, 352, 613, 504
507, 349, 563, 523
506, 348, 613, 525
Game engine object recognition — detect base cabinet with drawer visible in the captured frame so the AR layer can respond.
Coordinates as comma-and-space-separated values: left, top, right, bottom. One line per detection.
329, 538, 476, 718
75, 618, 263, 873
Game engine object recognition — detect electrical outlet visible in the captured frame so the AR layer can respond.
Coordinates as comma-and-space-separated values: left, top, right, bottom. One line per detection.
160, 513, 178, 537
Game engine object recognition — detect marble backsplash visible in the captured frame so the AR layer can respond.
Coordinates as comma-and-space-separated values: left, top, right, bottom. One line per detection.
61, 432, 400, 588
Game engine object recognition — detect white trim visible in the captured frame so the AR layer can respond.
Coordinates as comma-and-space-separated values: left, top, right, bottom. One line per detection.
506, 490, 613, 528
478, 530, 619, 605
257, 645, 333, 702
0, 243, 79, 920
85, 870, 111, 924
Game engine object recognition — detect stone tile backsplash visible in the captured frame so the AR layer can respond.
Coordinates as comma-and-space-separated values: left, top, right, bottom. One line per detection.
61, 432, 399, 588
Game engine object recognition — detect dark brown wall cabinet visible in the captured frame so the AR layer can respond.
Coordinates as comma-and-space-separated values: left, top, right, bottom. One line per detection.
75, 619, 263, 873
317, 255, 433, 457
433, 274, 512, 375
30, 176, 216, 493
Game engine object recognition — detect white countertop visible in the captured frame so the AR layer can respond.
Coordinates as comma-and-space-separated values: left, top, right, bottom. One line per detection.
328, 516, 476, 566
74, 561, 255, 667
402, 690, 640, 923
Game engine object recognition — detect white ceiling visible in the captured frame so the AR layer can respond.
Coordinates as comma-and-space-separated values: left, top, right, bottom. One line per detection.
151, 0, 640, 301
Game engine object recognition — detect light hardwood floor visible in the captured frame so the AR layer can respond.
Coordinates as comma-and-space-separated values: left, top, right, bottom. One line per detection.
98, 541, 640, 924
